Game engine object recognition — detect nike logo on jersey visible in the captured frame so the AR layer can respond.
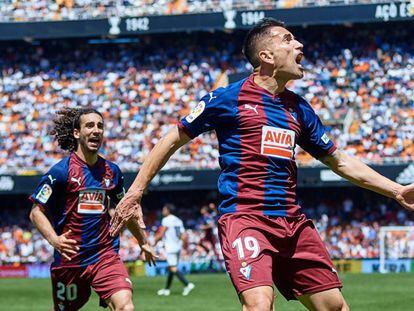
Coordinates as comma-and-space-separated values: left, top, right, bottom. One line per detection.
48, 174, 56, 184
71, 177, 82, 186
261, 126, 296, 160
208, 92, 217, 103
244, 104, 258, 115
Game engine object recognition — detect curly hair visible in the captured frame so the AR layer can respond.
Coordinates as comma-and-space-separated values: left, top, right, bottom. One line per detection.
51, 107, 103, 151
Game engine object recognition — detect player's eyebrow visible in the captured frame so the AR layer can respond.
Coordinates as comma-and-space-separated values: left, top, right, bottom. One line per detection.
85, 121, 103, 127
283, 33, 294, 41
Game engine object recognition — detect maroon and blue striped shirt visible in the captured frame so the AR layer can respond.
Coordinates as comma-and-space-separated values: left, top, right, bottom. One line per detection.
179, 74, 336, 217
30, 152, 125, 268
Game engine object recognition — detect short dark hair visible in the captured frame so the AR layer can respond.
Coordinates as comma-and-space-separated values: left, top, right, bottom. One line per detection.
164, 203, 176, 213
242, 18, 285, 68
51, 107, 103, 151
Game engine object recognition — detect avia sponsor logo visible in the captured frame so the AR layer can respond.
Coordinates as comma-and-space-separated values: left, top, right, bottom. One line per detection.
78, 189, 106, 214
261, 126, 295, 159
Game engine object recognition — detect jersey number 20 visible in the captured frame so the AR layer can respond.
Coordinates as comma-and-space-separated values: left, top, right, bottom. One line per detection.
57, 282, 78, 301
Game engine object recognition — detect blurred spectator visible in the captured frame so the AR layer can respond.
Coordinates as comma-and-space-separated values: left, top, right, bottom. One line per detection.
0, 1, 388, 22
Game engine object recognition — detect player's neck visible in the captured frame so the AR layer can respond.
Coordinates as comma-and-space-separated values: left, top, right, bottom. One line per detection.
74, 147, 98, 166
254, 68, 287, 95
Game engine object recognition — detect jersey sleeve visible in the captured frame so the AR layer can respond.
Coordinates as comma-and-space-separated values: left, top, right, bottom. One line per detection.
108, 164, 125, 204
29, 164, 67, 210
178, 89, 223, 139
297, 99, 336, 159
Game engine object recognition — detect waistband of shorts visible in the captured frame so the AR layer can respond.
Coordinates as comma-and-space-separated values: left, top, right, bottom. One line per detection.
219, 210, 304, 221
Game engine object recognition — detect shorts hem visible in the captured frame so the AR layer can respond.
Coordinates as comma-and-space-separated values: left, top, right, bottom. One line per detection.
294, 282, 343, 298
100, 286, 133, 301
236, 282, 274, 295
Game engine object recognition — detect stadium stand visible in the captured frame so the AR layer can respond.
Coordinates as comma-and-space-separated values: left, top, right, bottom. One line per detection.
0, 0, 395, 22
1, 23, 413, 174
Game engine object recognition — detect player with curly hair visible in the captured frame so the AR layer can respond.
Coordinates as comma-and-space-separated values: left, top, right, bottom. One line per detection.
29, 107, 156, 311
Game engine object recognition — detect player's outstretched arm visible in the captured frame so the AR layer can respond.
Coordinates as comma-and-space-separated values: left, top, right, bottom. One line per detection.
29, 204, 78, 260
320, 150, 414, 211
110, 126, 191, 236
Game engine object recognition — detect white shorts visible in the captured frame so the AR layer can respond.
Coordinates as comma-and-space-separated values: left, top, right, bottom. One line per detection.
166, 252, 180, 267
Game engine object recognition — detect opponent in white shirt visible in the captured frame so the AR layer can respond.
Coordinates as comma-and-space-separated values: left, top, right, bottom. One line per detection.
154, 204, 195, 296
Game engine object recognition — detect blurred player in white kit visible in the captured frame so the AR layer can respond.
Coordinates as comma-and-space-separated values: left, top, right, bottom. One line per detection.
154, 203, 195, 296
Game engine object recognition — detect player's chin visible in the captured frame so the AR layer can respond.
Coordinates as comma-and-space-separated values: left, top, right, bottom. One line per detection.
87, 142, 101, 152
290, 69, 304, 80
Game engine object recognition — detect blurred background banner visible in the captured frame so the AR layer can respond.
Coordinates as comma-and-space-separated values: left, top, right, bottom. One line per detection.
0, 2, 413, 40
0, 164, 411, 194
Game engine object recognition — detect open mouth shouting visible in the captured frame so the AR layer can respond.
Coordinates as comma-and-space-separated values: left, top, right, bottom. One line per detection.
295, 53, 304, 70
88, 136, 102, 148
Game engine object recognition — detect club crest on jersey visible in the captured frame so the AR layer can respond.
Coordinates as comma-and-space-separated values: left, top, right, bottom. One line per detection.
185, 100, 205, 123
78, 189, 106, 214
240, 265, 252, 280
261, 126, 295, 160
104, 178, 111, 187
35, 184, 52, 204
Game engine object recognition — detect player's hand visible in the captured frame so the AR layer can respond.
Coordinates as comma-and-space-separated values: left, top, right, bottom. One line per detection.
395, 183, 414, 211
50, 230, 79, 261
140, 243, 157, 266
110, 191, 145, 236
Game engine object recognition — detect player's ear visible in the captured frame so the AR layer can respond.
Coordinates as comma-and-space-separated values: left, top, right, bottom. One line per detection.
258, 49, 274, 66
73, 127, 80, 139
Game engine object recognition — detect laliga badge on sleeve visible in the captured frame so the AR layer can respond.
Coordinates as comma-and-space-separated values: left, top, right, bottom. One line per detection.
185, 100, 205, 123
35, 184, 53, 204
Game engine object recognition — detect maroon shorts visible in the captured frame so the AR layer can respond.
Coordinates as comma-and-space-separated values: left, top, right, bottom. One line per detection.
218, 213, 342, 300
51, 254, 132, 310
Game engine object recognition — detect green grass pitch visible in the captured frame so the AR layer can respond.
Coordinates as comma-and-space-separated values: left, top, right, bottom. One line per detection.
1, 273, 414, 310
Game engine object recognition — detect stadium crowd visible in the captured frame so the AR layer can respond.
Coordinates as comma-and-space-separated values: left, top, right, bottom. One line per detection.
1, 23, 413, 174
1, 191, 414, 264
0, 0, 388, 22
